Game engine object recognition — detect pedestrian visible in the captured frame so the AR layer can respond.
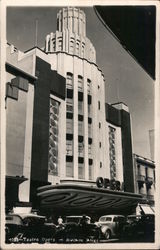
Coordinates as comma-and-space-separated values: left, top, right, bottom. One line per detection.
57, 216, 63, 225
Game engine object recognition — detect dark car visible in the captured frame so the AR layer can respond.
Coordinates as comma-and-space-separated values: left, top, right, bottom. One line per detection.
55, 215, 101, 243
5, 213, 57, 243
121, 214, 155, 242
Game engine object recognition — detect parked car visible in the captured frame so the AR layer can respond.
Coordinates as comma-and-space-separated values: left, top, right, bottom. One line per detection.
122, 214, 155, 242
5, 213, 57, 243
95, 215, 126, 240
55, 215, 101, 243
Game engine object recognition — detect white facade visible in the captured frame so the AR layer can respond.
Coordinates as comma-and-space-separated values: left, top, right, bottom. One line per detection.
45, 7, 124, 185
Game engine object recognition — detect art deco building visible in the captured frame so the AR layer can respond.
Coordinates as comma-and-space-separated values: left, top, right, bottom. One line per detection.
5, 7, 143, 216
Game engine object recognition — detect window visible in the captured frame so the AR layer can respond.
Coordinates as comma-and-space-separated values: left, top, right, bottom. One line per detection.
78, 121, 83, 136
100, 217, 112, 222
76, 41, 80, 55
100, 162, 102, 168
99, 142, 101, 148
78, 142, 84, 157
66, 162, 73, 177
66, 98, 73, 112
78, 163, 84, 179
66, 72, 73, 89
98, 101, 100, 110
78, 101, 83, 115
88, 104, 91, 117
81, 43, 85, 57
53, 39, 55, 50
66, 140, 73, 156
78, 75, 83, 92
58, 38, 62, 50
89, 165, 93, 180
99, 122, 101, 128
70, 39, 74, 54
87, 79, 91, 94
88, 144, 92, 156
66, 119, 73, 134
109, 126, 116, 179
48, 98, 60, 176
88, 124, 92, 138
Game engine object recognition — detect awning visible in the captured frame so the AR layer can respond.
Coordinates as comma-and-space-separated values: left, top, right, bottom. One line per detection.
37, 184, 144, 215
138, 204, 155, 215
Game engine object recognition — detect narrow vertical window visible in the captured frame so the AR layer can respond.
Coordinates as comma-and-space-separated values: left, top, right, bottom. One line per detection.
78, 75, 83, 92
48, 98, 60, 176
66, 72, 73, 89
87, 79, 91, 94
98, 101, 100, 110
109, 126, 116, 179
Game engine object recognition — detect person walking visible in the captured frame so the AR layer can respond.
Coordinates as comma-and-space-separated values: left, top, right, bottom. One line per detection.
57, 216, 63, 225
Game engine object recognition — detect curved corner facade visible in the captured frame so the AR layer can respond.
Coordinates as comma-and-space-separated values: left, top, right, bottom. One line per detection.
45, 7, 96, 63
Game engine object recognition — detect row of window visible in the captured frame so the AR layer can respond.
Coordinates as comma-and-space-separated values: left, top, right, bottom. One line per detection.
66, 73, 91, 94
47, 37, 85, 57
66, 141, 92, 156
66, 162, 93, 180
66, 119, 92, 137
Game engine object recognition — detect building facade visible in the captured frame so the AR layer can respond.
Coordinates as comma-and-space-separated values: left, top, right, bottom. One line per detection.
5, 7, 143, 216
133, 154, 155, 206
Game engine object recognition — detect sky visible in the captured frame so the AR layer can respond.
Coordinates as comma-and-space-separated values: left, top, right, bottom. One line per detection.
6, 6, 155, 159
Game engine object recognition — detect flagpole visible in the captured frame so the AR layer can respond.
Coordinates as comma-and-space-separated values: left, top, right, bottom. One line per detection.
35, 19, 38, 47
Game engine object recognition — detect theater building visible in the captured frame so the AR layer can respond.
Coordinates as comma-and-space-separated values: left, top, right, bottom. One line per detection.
5, 7, 145, 217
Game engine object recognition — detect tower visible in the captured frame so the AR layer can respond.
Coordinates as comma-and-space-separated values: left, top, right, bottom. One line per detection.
45, 7, 108, 183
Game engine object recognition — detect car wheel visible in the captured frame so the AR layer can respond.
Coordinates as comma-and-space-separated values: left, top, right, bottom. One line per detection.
104, 229, 111, 240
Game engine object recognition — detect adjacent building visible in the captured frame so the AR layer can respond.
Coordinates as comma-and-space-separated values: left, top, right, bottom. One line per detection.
133, 154, 155, 206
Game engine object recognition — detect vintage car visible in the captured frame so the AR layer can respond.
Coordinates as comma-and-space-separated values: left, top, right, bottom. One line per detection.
55, 215, 101, 243
121, 214, 155, 242
95, 214, 126, 240
5, 213, 57, 243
